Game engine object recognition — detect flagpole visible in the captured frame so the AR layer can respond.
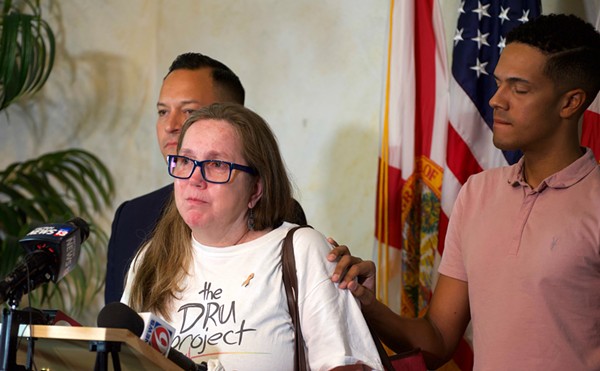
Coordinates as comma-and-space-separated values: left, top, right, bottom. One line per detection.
376, 0, 396, 305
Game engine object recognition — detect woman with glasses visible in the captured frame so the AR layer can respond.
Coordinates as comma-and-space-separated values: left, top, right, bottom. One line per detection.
121, 103, 382, 370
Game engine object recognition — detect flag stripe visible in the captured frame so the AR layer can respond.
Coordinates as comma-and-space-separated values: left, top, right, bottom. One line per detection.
448, 79, 508, 171
582, 11, 600, 162
453, 338, 475, 371
446, 124, 483, 185
415, 0, 437, 158
376, 161, 404, 250
582, 109, 600, 162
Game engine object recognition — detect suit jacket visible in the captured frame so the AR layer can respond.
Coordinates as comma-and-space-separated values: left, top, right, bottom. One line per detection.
104, 184, 307, 304
104, 184, 173, 304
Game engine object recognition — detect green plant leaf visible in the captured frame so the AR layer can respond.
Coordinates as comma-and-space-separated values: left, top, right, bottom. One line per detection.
0, 148, 114, 314
0, 1, 55, 110
1, 1, 112, 319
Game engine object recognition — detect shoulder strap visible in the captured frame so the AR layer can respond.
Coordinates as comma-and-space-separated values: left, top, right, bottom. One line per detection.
282, 225, 396, 371
281, 225, 312, 371
367, 321, 395, 370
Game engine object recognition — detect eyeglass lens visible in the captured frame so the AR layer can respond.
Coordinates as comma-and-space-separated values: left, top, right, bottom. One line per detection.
170, 157, 231, 182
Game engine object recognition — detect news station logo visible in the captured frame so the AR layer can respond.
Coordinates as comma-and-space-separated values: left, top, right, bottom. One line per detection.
54, 229, 71, 237
145, 318, 174, 355
26, 225, 73, 237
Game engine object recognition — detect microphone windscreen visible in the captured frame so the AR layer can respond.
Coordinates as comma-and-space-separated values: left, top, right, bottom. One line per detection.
97, 302, 144, 336
68, 217, 90, 242
97, 303, 201, 369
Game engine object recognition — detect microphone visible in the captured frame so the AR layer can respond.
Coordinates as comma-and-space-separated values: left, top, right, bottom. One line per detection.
97, 302, 175, 355
0, 217, 90, 304
97, 302, 206, 371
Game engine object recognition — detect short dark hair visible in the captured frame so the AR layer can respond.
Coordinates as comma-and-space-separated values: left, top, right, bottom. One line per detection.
507, 14, 600, 109
166, 52, 245, 105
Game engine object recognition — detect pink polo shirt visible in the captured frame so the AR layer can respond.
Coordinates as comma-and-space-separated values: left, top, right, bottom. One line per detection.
439, 148, 600, 370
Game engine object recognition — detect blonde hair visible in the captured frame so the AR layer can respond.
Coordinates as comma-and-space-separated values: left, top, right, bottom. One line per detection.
128, 103, 294, 319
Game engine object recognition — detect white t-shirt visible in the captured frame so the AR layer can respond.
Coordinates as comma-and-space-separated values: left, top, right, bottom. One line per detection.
122, 222, 383, 371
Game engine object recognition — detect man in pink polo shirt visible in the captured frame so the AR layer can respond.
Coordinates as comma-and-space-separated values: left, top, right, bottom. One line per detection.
330, 14, 600, 370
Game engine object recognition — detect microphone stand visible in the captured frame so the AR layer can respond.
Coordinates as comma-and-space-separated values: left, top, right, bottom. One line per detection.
91, 340, 122, 371
1, 296, 124, 371
1, 293, 28, 371
0, 292, 50, 371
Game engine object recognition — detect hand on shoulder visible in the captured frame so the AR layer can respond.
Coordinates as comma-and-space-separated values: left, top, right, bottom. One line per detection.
327, 237, 377, 307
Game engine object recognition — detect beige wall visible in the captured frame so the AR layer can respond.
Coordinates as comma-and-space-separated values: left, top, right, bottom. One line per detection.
0, 0, 595, 323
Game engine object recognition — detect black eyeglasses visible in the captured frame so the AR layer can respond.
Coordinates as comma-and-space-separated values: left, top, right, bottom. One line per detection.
167, 155, 256, 184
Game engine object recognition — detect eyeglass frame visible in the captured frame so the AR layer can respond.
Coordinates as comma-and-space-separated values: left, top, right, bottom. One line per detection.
167, 154, 257, 184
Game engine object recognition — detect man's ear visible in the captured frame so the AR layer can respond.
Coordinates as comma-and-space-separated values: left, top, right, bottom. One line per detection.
248, 178, 263, 208
560, 88, 587, 119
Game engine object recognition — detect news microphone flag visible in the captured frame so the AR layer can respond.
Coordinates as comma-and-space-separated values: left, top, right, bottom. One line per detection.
1, 218, 90, 304
18, 218, 90, 282
97, 303, 205, 370
139, 312, 176, 356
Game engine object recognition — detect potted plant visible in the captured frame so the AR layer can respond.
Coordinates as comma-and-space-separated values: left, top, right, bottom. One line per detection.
0, 0, 114, 317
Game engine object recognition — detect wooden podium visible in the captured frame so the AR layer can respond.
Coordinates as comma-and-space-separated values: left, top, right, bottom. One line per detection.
11, 325, 183, 370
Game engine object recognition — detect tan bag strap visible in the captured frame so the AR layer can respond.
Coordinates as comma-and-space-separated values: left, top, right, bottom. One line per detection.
281, 225, 312, 371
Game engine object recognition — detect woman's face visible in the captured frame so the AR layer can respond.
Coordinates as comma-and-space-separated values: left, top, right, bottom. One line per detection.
174, 119, 262, 246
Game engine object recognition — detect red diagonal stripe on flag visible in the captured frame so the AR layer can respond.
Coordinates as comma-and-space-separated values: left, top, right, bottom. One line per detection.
582, 110, 600, 162
446, 125, 484, 185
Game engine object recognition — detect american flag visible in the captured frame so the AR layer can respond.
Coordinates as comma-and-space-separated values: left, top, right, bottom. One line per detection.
440, 0, 541, 256
439, 1, 541, 369
376, 1, 599, 369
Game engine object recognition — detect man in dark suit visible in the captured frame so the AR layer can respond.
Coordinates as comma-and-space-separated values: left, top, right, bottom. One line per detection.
105, 53, 306, 304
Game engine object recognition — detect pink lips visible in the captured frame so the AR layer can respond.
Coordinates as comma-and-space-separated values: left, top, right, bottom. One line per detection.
493, 117, 511, 126
186, 196, 207, 205
165, 141, 178, 150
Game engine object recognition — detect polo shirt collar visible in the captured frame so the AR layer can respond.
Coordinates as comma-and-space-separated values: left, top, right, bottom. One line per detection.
508, 147, 597, 190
